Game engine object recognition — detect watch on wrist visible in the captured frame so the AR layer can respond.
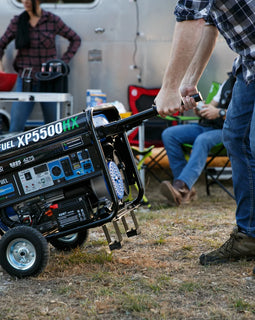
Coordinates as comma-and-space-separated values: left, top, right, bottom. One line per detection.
219, 109, 226, 118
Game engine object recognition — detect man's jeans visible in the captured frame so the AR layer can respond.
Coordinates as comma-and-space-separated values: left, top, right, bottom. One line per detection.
9, 77, 57, 132
223, 71, 255, 237
162, 123, 222, 190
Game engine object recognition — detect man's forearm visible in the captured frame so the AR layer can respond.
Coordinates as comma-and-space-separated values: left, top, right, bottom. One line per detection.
161, 19, 205, 92
182, 24, 219, 87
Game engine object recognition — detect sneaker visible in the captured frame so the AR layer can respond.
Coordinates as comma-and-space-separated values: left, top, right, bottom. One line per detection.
200, 227, 255, 265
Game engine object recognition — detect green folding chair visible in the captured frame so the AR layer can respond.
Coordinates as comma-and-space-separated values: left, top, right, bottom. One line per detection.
182, 142, 234, 199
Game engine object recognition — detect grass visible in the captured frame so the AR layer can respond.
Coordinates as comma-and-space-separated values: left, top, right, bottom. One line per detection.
1, 175, 255, 319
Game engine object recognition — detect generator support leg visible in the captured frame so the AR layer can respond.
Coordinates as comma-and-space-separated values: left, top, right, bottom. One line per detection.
102, 225, 111, 244
131, 211, 139, 231
121, 216, 129, 233
102, 223, 122, 251
121, 211, 141, 238
113, 220, 123, 243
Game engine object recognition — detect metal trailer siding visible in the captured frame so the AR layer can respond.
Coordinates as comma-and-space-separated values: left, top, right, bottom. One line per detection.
0, 0, 236, 123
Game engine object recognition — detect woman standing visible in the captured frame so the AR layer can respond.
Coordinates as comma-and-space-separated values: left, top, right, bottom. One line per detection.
0, 0, 81, 132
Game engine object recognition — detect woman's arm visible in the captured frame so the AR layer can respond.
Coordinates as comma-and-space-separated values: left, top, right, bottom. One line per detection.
55, 15, 81, 63
0, 16, 18, 63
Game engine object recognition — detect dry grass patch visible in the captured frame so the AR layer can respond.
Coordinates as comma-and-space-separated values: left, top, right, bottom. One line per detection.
1, 177, 255, 319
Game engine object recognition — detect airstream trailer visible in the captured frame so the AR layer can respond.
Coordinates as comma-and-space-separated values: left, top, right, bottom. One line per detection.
0, 0, 236, 129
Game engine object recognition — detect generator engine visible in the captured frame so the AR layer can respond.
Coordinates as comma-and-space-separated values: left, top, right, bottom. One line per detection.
0, 104, 158, 278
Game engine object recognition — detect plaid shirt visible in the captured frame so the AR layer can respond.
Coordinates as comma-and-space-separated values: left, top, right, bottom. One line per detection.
175, 0, 255, 83
0, 10, 81, 79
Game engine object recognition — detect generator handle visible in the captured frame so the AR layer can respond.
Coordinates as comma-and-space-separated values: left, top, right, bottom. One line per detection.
96, 105, 158, 138
96, 92, 202, 138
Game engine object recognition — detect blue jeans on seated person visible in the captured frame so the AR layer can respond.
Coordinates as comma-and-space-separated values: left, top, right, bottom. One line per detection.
162, 124, 222, 190
223, 71, 255, 238
9, 77, 57, 132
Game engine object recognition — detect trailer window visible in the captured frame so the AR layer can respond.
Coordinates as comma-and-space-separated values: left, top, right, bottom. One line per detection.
15, 0, 95, 4
45, 0, 95, 2
12, 0, 99, 11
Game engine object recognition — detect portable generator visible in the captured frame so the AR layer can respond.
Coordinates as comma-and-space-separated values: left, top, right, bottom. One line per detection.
0, 104, 158, 278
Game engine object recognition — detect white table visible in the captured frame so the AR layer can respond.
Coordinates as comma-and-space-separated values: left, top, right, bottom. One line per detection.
0, 92, 73, 121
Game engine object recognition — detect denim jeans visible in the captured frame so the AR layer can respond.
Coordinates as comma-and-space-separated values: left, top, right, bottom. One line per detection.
223, 71, 255, 237
9, 77, 57, 132
162, 123, 222, 190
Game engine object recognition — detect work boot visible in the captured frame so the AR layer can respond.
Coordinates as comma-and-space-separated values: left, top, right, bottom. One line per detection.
160, 180, 196, 206
200, 226, 255, 265
183, 187, 197, 204
173, 180, 197, 204
160, 180, 182, 206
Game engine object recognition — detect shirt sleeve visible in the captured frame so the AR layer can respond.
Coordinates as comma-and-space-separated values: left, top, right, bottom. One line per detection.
0, 16, 18, 59
54, 15, 81, 63
174, 0, 214, 24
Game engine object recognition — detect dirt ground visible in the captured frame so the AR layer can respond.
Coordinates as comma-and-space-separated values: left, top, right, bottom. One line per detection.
1, 172, 255, 320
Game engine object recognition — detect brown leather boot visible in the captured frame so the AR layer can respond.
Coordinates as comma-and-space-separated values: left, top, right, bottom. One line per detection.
160, 180, 182, 206
173, 180, 197, 204
182, 187, 197, 204
160, 180, 196, 206
200, 226, 255, 265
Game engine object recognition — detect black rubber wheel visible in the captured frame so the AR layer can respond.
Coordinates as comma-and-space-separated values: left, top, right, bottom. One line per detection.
49, 230, 89, 251
0, 226, 49, 278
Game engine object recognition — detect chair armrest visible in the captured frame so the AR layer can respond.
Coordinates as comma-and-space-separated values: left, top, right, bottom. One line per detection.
158, 115, 200, 122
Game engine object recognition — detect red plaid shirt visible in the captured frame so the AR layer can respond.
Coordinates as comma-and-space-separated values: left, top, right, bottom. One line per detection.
0, 10, 81, 79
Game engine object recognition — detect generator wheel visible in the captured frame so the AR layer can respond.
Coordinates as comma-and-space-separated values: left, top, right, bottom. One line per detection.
0, 226, 49, 278
49, 230, 89, 251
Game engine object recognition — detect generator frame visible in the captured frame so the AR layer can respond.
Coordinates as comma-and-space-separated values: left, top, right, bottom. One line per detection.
0, 105, 157, 278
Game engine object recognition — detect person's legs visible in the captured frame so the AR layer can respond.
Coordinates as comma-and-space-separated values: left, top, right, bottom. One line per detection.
200, 71, 255, 265
223, 73, 255, 237
41, 102, 57, 124
161, 123, 216, 205
250, 113, 255, 159
33, 80, 57, 124
9, 77, 35, 132
178, 129, 223, 189
162, 123, 210, 179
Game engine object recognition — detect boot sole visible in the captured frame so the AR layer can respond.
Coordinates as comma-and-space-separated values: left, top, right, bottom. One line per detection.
182, 188, 197, 204
160, 181, 181, 206
200, 253, 255, 266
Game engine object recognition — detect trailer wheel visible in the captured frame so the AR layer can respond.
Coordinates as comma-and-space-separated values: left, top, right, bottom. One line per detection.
0, 226, 49, 278
49, 230, 89, 251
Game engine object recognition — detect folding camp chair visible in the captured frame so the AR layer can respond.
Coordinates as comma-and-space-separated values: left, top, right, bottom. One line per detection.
128, 85, 179, 182
128, 85, 201, 183
129, 145, 154, 209
182, 143, 234, 199
204, 143, 234, 199
202, 79, 234, 198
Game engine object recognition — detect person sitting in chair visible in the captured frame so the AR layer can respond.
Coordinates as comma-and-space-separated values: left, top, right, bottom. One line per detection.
160, 72, 235, 206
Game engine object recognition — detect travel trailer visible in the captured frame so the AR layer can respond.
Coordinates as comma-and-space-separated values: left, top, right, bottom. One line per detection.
0, 0, 236, 128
